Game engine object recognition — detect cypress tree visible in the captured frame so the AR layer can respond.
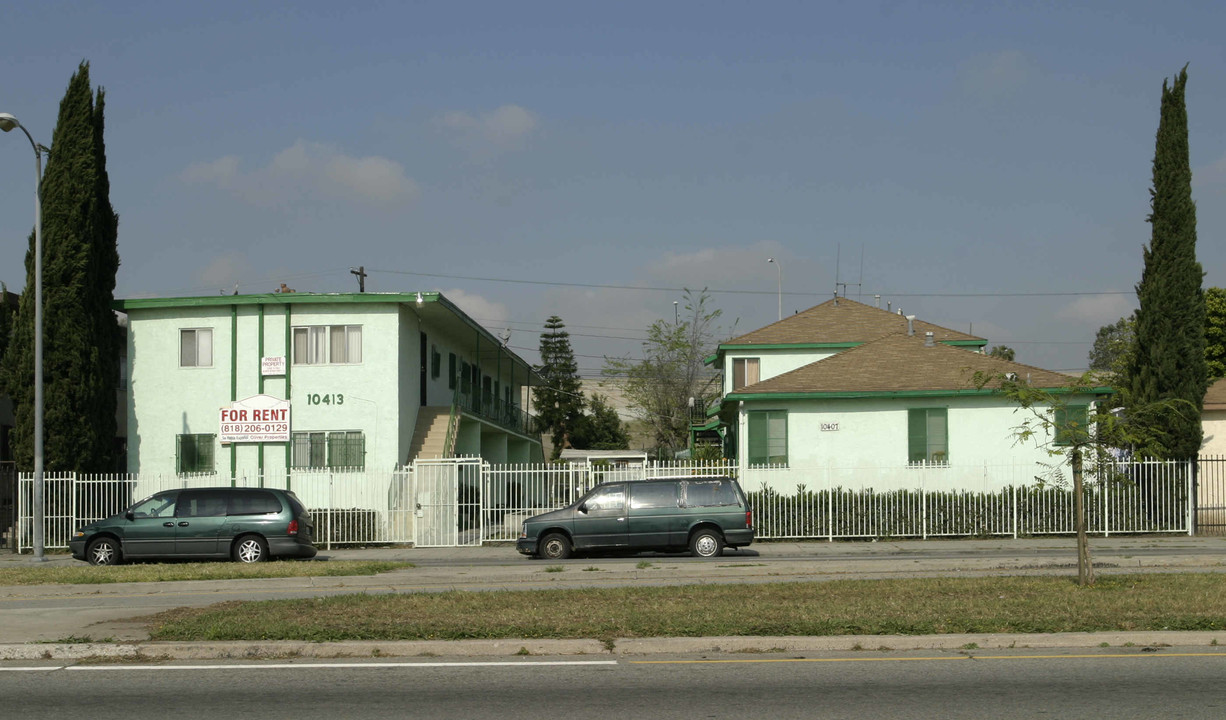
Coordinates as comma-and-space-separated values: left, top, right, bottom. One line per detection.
533, 316, 585, 460
0, 62, 120, 472
1127, 65, 1206, 460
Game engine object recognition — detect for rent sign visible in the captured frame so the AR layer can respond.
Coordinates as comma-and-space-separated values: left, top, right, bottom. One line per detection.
220, 394, 291, 443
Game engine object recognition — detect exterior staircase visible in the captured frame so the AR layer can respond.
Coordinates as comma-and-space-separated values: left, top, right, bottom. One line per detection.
407, 406, 455, 462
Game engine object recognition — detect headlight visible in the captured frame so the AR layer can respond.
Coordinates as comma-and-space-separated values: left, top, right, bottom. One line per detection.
73, 530, 85, 538
520, 522, 527, 538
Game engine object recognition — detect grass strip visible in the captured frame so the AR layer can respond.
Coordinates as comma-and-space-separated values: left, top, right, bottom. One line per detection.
148, 573, 1226, 642
0, 560, 413, 586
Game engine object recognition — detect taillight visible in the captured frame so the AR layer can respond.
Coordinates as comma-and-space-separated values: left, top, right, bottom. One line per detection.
746, 509, 753, 528
287, 519, 299, 536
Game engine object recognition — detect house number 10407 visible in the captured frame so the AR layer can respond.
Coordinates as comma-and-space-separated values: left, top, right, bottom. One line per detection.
307, 393, 344, 406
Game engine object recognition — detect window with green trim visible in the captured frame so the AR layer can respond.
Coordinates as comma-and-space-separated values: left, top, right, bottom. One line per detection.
908, 408, 948, 465
747, 410, 787, 465
1054, 405, 1089, 447
448, 353, 457, 390
292, 431, 365, 469
431, 345, 442, 379
176, 434, 215, 474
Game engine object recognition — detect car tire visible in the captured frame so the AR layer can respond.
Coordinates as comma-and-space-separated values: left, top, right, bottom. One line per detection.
539, 533, 572, 560
233, 535, 269, 563
690, 529, 724, 558
86, 537, 122, 566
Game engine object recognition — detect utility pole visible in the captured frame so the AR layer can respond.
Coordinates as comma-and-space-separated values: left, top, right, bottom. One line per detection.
349, 266, 367, 292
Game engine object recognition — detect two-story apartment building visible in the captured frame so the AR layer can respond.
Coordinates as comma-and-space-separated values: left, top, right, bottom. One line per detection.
119, 291, 543, 479
700, 297, 1109, 485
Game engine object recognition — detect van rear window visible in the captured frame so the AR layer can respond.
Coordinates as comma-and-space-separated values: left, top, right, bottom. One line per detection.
228, 491, 282, 516
684, 480, 738, 508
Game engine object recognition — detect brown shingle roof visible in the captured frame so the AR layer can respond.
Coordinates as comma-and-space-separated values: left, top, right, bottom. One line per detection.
722, 297, 984, 347
731, 331, 1083, 396
1205, 378, 1226, 411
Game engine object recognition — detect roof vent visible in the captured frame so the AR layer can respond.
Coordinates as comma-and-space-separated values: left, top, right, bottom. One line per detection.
906, 315, 916, 336
924, 331, 934, 347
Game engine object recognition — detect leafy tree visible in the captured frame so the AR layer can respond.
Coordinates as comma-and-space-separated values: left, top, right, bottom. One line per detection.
0, 283, 11, 364
973, 370, 1191, 585
988, 345, 1015, 361
571, 393, 630, 451
533, 316, 585, 460
1088, 315, 1135, 376
0, 62, 120, 472
1126, 65, 1206, 461
1205, 287, 1226, 381
604, 289, 724, 452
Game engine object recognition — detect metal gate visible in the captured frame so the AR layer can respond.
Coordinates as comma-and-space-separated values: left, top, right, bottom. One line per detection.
413, 458, 484, 547
1197, 456, 1226, 536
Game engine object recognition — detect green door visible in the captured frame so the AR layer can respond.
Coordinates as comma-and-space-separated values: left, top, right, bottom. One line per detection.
572, 483, 628, 550
121, 491, 179, 557
174, 489, 230, 555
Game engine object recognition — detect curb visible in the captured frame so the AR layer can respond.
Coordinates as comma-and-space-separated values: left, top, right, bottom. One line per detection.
3, 631, 1224, 661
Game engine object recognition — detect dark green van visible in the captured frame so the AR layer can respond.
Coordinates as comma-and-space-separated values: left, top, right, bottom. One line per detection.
516, 475, 754, 559
69, 487, 317, 565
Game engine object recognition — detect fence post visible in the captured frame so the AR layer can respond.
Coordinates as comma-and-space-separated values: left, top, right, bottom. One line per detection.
1011, 482, 1017, 540
1104, 464, 1110, 538
921, 471, 927, 540
1188, 459, 1195, 536
327, 473, 333, 552
826, 466, 833, 542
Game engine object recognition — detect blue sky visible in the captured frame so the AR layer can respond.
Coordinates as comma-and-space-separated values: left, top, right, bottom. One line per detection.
1, 1, 1224, 375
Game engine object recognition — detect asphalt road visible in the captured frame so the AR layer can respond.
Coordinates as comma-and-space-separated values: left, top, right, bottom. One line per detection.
2, 535, 1226, 645
3, 648, 1225, 719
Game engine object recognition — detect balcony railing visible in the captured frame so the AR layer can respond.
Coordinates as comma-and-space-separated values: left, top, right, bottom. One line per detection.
454, 387, 538, 437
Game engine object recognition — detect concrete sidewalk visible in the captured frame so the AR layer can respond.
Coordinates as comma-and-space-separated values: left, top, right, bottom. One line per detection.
1, 535, 1224, 661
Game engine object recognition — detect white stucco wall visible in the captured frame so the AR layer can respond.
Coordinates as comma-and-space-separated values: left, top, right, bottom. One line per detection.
722, 348, 842, 394
127, 302, 408, 477
1202, 411, 1226, 456
735, 394, 1096, 492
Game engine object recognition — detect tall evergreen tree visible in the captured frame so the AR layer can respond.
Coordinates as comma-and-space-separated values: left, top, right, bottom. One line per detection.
0, 62, 120, 472
1126, 65, 1205, 460
1205, 287, 1226, 381
533, 316, 585, 460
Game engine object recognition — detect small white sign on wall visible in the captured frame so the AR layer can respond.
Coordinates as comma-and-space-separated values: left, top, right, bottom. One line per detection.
821, 422, 840, 432
261, 356, 287, 376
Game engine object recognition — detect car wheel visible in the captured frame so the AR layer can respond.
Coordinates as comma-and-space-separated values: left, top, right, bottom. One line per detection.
86, 537, 121, 566
233, 535, 269, 563
539, 533, 572, 560
690, 529, 724, 558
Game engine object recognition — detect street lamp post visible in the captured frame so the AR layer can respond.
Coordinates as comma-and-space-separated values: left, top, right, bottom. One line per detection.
673, 301, 679, 325
767, 257, 782, 321
0, 112, 47, 561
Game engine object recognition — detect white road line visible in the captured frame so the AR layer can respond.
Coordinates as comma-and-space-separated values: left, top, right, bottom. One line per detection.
62, 660, 620, 671
0, 667, 65, 672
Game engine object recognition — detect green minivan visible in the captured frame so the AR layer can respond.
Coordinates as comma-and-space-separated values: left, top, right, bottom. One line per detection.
516, 475, 754, 559
69, 487, 317, 565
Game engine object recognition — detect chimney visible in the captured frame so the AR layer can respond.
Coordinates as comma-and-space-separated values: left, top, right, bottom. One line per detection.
906, 315, 916, 336
924, 331, 935, 347
887, 301, 892, 312
875, 294, 881, 308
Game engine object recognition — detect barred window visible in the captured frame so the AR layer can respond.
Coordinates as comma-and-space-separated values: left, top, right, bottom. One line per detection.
292, 431, 365, 469
176, 434, 215, 474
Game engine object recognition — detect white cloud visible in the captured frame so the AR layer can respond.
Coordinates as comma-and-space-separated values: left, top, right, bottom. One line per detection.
443, 288, 511, 333
438, 104, 538, 154
181, 141, 418, 209
1056, 294, 1135, 326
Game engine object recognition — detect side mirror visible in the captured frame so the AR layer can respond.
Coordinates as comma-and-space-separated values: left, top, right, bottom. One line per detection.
125, 510, 134, 521
577, 502, 588, 514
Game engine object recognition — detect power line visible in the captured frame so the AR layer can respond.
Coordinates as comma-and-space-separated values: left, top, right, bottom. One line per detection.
374, 268, 1131, 299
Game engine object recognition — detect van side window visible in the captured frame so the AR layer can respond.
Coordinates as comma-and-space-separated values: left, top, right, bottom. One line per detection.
683, 480, 738, 507
227, 491, 283, 516
582, 484, 626, 513
630, 483, 679, 509
177, 489, 228, 518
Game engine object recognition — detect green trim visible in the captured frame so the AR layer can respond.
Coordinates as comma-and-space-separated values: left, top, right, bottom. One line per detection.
727, 386, 1114, 401
230, 305, 237, 485
117, 291, 542, 382
116, 292, 441, 310
284, 304, 292, 489
258, 303, 265, 485
945, 340, 989, 347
